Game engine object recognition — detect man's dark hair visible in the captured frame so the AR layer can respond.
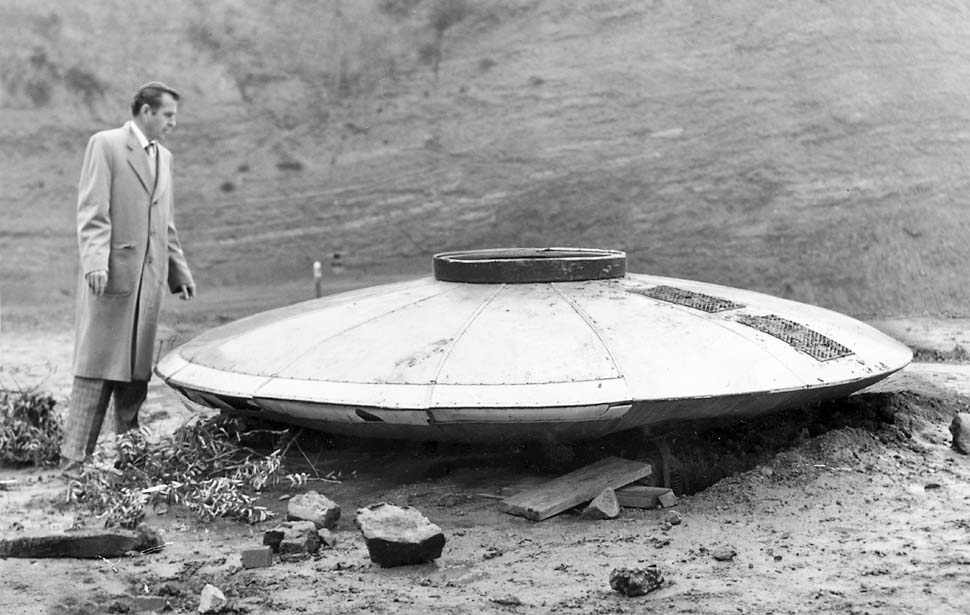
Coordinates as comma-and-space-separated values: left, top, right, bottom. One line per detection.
130, 81, 180, 116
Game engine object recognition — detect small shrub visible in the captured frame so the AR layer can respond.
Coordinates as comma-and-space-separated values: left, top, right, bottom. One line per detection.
69, 415, 309, 529
63, 66, 107, 107
0, 388, 63, 467
219, 180, 236, 193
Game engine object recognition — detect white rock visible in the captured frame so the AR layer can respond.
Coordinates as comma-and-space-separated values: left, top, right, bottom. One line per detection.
580, 488, 620, 520
198, 583, 226, 614
287, 490, 341, 529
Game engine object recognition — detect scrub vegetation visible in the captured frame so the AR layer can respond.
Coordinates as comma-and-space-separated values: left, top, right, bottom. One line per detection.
0, 388, 63, 467
67, 415, 309, 529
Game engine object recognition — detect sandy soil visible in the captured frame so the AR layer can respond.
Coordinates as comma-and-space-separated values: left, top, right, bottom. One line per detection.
2, 317, 970, 615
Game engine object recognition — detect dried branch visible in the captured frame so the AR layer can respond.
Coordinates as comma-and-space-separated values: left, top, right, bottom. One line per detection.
68, 415, 309, 528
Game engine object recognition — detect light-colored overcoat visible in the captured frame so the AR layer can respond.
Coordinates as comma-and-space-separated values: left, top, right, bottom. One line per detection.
74, 123, 193, 382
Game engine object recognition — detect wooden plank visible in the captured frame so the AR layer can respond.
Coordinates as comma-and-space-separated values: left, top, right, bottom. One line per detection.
614, 485, 672, 509
498, 456, 652, 521
0, 527, 162, 559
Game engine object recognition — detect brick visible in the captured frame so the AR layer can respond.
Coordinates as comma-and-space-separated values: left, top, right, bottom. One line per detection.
241, 546, 273, 569
658, 491, 679, 508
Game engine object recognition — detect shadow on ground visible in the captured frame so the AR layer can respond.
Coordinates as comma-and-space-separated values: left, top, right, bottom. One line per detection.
254, 389, 964, 498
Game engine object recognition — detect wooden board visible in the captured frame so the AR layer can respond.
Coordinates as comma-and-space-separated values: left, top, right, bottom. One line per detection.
614, 485, 673, 509
0, 527, 162, 559
498, 456, 652, 521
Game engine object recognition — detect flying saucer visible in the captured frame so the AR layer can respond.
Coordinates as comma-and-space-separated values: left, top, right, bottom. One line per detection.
155, 248, 912, 442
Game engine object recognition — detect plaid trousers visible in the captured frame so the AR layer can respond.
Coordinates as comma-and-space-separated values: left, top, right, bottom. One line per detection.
61, 376, 148, 462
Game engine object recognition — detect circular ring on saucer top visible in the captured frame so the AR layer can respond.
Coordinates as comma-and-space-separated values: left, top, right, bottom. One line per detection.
432, 247, 626, 283
155, 248, 912, 443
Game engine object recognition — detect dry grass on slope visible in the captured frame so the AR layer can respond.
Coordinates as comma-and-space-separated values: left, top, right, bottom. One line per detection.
2, 0, 970, 319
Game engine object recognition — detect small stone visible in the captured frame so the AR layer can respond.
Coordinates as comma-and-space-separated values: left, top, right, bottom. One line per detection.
661, 510, 682, 526
279, 551, 311, 563
491, 595, 524, 606
949, 413, 970, 454
650, 537, 670, 549
263, 520, 320, 556
317, 528, 337, 548
712, 546, 737, 561
609, 566, 664, 597
198, 584, 226, 614
240, 546, 273, 569
658, 491, 679, 508
355, 503, 445, 567
263, 528, 285, 551
287, 491, 341, 530
483, 546, 502, 559
581, 488, 620, 520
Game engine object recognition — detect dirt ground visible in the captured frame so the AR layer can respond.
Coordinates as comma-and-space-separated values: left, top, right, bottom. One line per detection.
2, 315, 970, 615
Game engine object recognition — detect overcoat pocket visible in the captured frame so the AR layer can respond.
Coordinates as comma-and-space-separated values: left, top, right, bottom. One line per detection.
104, 242, 138, 296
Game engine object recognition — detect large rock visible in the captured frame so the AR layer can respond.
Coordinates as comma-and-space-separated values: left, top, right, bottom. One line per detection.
580, 488, 620, 520
950, 413, 970, 454
263, 520, 320, 560
609, 566, 664, 597
355, 503, 445, 567
286, 491, 341, 530
0, 524, 162, 559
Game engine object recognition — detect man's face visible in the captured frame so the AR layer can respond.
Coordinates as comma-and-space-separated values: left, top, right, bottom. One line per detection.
140, 93, 178, 141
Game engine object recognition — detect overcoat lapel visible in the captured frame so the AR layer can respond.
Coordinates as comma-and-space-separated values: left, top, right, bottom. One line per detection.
125, 128, 153, 195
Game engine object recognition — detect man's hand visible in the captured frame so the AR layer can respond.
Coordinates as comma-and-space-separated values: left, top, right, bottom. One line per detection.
178, 283, 196, 301
86, 270, 108, 296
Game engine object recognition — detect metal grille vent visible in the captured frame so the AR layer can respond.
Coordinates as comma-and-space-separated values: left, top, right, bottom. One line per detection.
735, 314, 853, 361
632, 285, 744, 313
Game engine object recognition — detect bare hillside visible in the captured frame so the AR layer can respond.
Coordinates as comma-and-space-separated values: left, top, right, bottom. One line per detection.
2, 0, 970, 320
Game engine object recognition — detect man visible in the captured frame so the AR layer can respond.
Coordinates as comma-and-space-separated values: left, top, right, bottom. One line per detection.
61, 81, 196, 471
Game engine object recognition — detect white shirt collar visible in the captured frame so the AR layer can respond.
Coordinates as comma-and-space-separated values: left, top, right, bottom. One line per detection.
128, 120, 154, 151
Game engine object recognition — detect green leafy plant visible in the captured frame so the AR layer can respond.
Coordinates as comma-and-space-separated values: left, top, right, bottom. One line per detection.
0, 388, 63, 467
69, 415, 309, 529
